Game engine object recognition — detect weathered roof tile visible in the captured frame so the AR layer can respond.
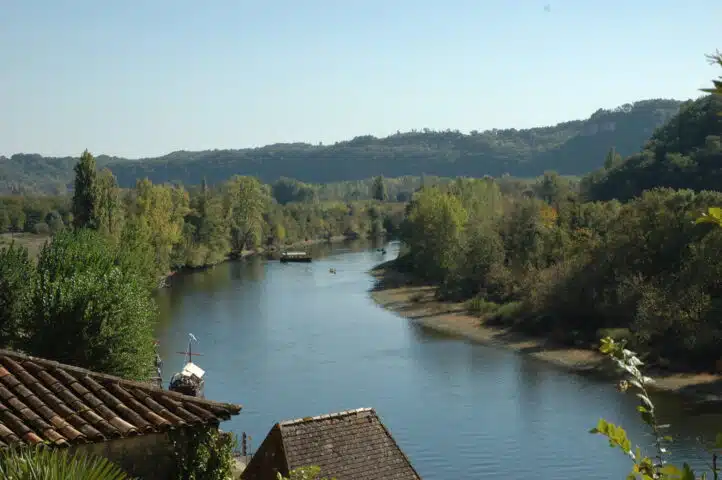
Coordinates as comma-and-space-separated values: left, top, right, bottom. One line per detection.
0, 349, 241, 448
242, 408, 421, 480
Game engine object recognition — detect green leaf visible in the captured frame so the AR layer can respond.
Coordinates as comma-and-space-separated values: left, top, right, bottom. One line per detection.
681, 463, 696, 480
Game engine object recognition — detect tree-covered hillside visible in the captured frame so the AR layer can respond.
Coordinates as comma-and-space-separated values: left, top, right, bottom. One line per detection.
584, 94, 722, 201
0, 99, 681, 194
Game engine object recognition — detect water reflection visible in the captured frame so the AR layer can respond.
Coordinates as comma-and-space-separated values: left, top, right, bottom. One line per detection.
229, 257, 265, 282
153, 240, 722, 480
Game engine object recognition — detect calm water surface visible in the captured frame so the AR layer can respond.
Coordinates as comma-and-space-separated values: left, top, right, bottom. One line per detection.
155, 241, 722, 479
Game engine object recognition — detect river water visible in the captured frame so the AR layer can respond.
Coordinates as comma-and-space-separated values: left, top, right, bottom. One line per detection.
154, 240, 722, 479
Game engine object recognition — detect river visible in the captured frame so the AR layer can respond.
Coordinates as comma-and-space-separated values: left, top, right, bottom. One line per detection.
154, 240, 722, 479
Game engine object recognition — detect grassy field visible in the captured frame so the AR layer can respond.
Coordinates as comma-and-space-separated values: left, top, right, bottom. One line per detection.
0, 233, 50, 258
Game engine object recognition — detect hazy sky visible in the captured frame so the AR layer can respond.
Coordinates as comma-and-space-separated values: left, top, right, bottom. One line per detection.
1, 0, 720, 158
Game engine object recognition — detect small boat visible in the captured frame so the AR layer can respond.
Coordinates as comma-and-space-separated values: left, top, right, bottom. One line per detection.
280, 251, 312, 263
169, 334, 205, 398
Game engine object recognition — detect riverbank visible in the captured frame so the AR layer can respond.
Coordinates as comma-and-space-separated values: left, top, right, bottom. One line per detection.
369, 262, 722, 403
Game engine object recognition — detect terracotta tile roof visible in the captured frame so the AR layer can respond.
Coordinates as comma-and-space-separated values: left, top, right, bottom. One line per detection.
0, 349, 241, 449
243, 408, 422, 480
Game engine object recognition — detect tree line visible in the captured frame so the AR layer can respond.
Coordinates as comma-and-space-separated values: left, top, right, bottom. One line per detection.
0, 99, 681, 195
398, 121, 722, 376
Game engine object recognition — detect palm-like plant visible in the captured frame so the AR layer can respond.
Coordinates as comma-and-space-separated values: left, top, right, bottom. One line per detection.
0, 446, 130, 480
701, 50, 722, 97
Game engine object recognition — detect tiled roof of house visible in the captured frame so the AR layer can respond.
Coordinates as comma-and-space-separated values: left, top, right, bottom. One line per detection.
0, 349, 241, 449
277, 408, 421, 480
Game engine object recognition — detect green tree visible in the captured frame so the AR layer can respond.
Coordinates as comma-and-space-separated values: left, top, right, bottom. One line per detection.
534, 171, 572, 207
21, 229, 157, 380
372, 175, 388, 201
45, 210, 65, 233
401, 187, 468, 282
10, 210, 25, 232
0, 208, 9, 232
128, 179, 186, 273
184, 179, 229, 266
72, 149, 99, 229
95, 168, 122, 238
0, 243, 33, 348
603, 147, 624, 170
225, 175, 267, 252
702, 50, 722, 98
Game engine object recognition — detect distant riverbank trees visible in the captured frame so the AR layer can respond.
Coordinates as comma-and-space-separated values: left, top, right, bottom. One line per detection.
2, 153, 411, 273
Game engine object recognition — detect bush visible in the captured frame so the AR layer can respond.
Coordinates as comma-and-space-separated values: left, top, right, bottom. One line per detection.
20, 229, 157, 380
0, 446, 129, 479
0, 243, 34, 347
486, 301, 524, 326
466, 296, 499, 316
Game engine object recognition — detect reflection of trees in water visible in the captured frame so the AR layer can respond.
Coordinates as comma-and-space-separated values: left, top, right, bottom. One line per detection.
647, 392, 722, 466
230, 257, 265, 282
516, 358, 545, 417
407, 321, 457, 343
405, 321, 519, 390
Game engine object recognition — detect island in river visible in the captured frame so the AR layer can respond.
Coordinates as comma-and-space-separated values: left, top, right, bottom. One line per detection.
369, 260, 722, 405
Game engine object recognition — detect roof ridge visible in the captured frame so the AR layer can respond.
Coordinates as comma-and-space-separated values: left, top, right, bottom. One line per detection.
278, 407, 373, 427
0, 349, 241, 412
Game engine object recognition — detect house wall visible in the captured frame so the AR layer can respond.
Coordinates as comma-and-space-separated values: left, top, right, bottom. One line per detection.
70, 431, 177, 479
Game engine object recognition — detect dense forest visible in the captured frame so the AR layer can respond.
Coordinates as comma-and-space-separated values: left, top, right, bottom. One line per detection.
395, 83, 722, 378
583, 94, 722, 201
0, 99, 681, 194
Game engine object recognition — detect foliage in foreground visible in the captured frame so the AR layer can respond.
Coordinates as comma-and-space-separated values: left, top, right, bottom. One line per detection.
169, 427, 237, 480
0, 446, 129, 480
0, 229, 157, 380
593, 336, 721, 479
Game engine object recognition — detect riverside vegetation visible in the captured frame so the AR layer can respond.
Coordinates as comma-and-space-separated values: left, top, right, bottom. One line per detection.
396, 100, 722, 375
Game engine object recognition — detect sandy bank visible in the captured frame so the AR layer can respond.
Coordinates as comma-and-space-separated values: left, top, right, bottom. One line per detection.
368, 265, 722, 403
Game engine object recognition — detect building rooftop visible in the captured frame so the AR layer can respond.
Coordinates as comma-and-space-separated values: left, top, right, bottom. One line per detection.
0, 349, 241, 448
242, 407, 422, 480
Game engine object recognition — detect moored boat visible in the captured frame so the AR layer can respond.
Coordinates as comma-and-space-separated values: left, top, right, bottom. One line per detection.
169, 334, 205, 398
280, 251, 312, 263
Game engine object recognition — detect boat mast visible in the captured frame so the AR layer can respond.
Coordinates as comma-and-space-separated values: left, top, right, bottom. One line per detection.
176, 333, 202, 365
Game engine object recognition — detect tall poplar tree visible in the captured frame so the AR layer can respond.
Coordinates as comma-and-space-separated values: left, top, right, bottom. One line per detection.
72, 150, 99, 229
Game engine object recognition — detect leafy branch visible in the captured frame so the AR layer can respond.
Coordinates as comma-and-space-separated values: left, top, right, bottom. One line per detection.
592, 336, 718, 480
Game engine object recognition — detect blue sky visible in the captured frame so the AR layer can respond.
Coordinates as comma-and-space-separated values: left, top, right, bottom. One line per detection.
1, 0, 720, 158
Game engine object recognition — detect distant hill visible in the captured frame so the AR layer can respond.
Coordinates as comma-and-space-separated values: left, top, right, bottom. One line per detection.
0, 98, 683, 194
584, 95, 722, 201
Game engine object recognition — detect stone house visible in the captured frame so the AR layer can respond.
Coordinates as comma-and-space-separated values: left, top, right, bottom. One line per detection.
0, 349, 241, 478
241, 408, 422, 480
